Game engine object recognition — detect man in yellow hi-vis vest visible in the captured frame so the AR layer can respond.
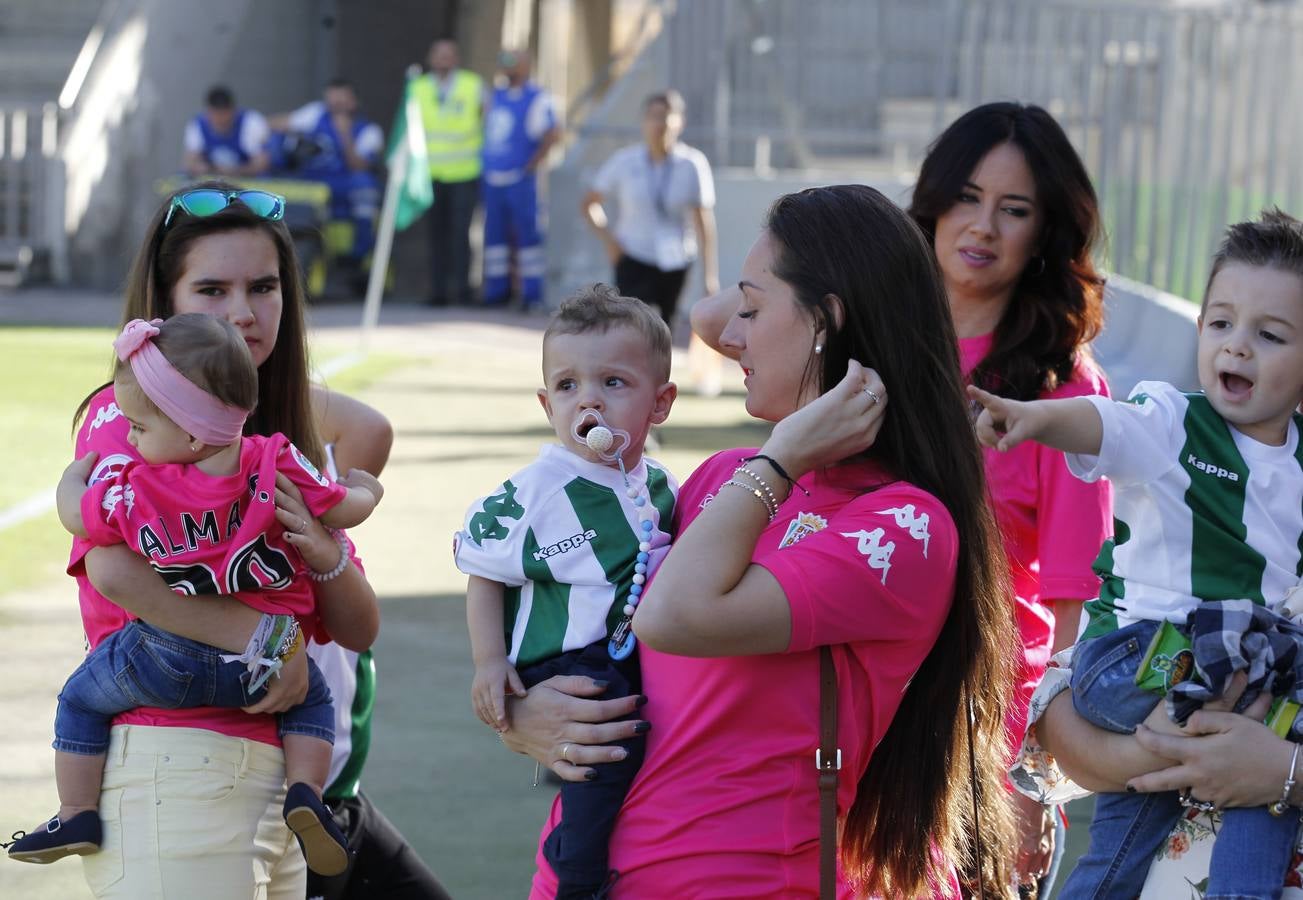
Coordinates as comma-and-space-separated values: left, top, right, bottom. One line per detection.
414, 38, 485, 305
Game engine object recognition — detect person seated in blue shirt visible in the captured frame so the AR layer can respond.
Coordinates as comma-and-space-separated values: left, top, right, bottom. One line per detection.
182, 85, 272, 178
270, 79, 384, 261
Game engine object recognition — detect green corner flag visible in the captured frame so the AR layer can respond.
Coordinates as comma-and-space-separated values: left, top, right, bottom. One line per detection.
386, 69, 433, 231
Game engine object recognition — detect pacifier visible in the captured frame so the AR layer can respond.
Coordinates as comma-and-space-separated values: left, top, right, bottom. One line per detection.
572, 410, 630, 462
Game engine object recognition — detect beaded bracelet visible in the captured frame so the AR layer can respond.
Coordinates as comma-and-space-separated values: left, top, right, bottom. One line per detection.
723, 478, 777, 520
1270, 743, 1301, 816
742, 453, 810, 497
735, 464, 780, 510
308, 528, 351, 583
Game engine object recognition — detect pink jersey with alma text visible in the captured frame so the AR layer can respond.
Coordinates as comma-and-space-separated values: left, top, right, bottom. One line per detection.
68, 386, 344, 744
531, 448, 961, 898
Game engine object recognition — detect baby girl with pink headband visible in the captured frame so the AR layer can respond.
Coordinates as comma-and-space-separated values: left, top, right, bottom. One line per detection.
8, 314, 382, 877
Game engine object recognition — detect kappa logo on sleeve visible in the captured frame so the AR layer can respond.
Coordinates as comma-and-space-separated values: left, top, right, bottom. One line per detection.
876, 504, 930, 557
840, 528, 895, 584
100, 483, 136, 518
89, 402, 123, 433
468, 481, 525, 545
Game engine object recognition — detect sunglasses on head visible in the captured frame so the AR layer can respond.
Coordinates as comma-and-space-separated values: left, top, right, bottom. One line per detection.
163, 189, 286, 227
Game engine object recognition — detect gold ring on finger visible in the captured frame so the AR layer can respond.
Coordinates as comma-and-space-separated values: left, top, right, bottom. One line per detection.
561, 743, 572, 762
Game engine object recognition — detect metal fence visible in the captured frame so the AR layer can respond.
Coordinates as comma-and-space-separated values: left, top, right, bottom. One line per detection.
0, 102, 60, 286
649, 0, 1303, 300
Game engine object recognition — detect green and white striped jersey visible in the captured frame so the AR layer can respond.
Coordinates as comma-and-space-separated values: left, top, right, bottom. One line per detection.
1069, 381, 1303, 640
454, 444, 677, 668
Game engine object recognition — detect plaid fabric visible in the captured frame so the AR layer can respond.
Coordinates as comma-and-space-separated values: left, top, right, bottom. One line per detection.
1169, 599, 1303, 737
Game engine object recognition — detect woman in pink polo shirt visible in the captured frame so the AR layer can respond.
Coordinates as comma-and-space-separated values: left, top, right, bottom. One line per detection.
505, 184, 1019, 897
907, 102, 1112, 893
63, 184, 383, 899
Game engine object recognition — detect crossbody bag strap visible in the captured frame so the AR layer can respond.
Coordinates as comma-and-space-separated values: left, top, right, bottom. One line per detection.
819, 645, 841, 900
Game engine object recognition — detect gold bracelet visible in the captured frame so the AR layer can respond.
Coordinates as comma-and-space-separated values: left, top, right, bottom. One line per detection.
722, 478, 776, 520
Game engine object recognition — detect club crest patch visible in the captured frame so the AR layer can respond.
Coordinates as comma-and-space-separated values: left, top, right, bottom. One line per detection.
778, 511, 828, 549
291, 444, 331, 487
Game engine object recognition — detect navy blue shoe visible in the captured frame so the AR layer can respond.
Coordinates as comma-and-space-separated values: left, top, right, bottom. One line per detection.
283, 783, 349, 876
6, 811, 102, 864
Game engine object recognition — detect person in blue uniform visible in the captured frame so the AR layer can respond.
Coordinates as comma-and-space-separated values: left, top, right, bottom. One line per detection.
271, 79, 384, 261
481, 49, 560, 309
182, 85, 271, 178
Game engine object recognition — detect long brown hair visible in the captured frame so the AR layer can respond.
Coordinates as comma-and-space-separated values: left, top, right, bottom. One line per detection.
75, 180, 325, 468
766, 185, 1017, 896
910, 102, 1105, 401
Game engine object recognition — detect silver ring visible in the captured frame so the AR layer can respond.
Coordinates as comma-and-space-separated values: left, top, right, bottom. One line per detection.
863, 388, 881, 406
1178, 789, 1217, 813
561, 743, 572, 763
298, 517, 307, 535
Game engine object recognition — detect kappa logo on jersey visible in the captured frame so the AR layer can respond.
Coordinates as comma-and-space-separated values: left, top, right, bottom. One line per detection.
779, 512, 827, 549
840, 528, 895, 584
89, 402, 123, 433
469, 481, 525, 545
290, 444, 331, 487
100, 483, 136, 518
533, 529, 599, 561
88, 453, 134, 487
877, 504, 930, 557
1185, 453, 1241, 482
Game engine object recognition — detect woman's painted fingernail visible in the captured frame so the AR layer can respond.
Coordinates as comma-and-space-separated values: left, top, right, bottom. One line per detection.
633, 721, 652, 734
612, 748, 628, 760
635, 694, 649, 707
1125, 785, 1136, 793
584, 769, 599, 781
592, 679, 610, 689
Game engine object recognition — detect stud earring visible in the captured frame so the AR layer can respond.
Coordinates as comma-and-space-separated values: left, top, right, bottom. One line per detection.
190, 442, 200, 453
814, 343, 823, 355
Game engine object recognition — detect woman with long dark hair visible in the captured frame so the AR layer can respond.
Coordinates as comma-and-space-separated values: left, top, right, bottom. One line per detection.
907, 102, 1113, 893
51, 182, 446, 899
503, 183, 1018, 897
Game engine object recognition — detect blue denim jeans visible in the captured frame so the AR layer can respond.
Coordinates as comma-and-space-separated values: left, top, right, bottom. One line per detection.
519, 640, 643, 899
54, 620, 334, 756
1063, 620, 1299, 899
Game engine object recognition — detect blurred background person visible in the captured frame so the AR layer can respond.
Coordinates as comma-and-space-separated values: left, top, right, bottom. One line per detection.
581, 90, 718, 329
269, 79, 384, 265
181, 85, 271, 178
481, 48, 559, 311
415, 38, 485, 307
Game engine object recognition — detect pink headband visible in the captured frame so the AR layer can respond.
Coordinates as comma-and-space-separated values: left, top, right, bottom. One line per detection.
114, 319, 248, 446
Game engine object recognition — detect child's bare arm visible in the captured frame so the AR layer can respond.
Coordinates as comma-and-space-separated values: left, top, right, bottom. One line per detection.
318, 469, 383, 529
968, 386, 1104, 456
468, 575, 527, 731
56, 452, 98, 538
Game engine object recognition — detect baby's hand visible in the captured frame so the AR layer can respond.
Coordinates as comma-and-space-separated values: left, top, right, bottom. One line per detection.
968, 386, 1041, 452
340, 468, 384, 505
63, 451, 100, 485
472, 657, 527, 732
